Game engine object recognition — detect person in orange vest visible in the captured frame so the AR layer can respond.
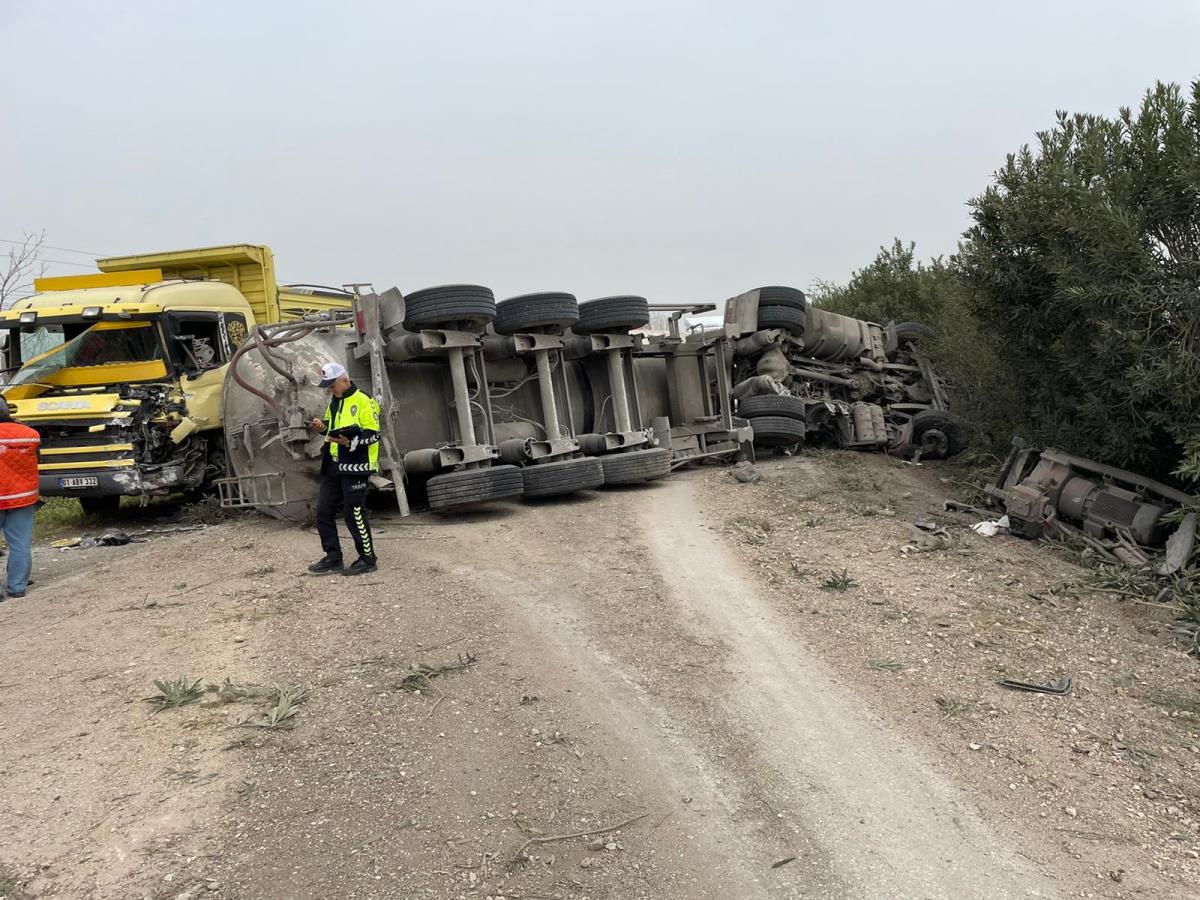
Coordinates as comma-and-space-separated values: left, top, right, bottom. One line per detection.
0, 397, 40, 601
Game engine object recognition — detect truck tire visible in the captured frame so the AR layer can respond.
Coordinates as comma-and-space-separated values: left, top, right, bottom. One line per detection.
908, 410, 967, 460
521, 456, 605, 498
426, 464, 524, 510
884, 321, 933, 357
404, 285, 497, 330
574, 296, 650, 334
494, 292, 580, 335
749, 415, 807, 447
757, 304, 805, 336
755, 286, 808, 312
599, 447, 671, 485
737, 394, 807, 421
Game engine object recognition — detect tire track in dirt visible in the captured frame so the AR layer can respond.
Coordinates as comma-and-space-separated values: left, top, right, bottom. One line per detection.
636, 475, 1059, 898
449, 473, 1062, 897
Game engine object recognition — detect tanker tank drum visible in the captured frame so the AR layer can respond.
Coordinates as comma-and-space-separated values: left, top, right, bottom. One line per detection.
220, 318, 358, 522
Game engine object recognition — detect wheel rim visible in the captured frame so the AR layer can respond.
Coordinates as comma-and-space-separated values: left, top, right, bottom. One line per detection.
919, 428, 949, 457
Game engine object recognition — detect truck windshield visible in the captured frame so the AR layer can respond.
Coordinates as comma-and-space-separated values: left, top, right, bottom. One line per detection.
9, 322, 162, 387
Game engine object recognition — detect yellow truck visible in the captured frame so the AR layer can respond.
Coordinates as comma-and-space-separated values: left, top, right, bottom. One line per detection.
0, 244, 351, 515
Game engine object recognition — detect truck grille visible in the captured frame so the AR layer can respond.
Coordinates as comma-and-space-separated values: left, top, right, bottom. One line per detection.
35, 423, 136, 472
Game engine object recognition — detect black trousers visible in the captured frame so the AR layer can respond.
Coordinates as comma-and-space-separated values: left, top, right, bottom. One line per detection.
316, 471, 375, 562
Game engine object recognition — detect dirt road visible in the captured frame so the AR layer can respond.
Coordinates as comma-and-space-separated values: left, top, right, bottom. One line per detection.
2, 454, 1197, 899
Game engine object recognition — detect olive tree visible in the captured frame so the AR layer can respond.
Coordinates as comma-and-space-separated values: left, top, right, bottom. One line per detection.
956, 80, 1200, 483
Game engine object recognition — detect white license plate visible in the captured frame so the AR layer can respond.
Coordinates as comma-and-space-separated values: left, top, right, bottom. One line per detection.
58, 476, 100, 489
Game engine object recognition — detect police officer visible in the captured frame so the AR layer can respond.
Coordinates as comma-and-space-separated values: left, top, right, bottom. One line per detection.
305, 362, 380, 576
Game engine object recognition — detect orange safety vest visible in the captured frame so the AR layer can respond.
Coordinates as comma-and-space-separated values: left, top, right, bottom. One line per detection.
0, 421, 40, 510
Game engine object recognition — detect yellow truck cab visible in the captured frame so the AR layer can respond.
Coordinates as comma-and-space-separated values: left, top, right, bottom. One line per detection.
0, 244, 351, 514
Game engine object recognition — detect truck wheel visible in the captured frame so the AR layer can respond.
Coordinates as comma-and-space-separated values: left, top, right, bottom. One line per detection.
495, 292, 580, 335
426, 464, 524, 510
573, 296, 650, 334
884, 321, 933, 358
404, 285, 497, 330
756, 304, 805, 336
80, 496, 121, 518
737, 394, 807, 421
908, 410, 966, 459
755, 286, 808, 312
749, 415, 807, 447
599, 447, 671, 485
521, 456, 605, 498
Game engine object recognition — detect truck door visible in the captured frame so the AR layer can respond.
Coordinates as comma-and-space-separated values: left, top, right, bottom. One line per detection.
164, 311, 247, 426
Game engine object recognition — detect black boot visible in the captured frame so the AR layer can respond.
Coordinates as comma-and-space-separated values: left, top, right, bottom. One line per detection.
307, 554, 344, 575
341, 556, 378, 576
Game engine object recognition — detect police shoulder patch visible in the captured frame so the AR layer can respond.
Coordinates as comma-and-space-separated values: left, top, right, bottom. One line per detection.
350, 404, 358, 416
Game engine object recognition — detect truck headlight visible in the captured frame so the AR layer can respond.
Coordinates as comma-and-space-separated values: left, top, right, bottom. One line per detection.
82, 306, 102, 318
18, 312, 36, 324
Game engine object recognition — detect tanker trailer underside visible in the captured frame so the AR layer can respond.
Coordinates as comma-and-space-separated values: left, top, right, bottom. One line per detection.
218, 285, 953, 521
217, 289, 749, 521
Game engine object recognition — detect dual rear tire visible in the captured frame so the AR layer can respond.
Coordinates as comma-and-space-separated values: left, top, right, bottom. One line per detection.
404, 285, 497, 330
426, 464, 524, 510
521, 456, 604, 498
738, 394, 807, 449
599, 447, 671, 485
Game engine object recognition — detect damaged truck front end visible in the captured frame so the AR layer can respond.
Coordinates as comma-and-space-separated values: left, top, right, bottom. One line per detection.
0, 283, 241, 512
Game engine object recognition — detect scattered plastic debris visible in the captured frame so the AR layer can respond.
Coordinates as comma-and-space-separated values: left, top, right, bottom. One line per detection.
971, 515, 1010, 537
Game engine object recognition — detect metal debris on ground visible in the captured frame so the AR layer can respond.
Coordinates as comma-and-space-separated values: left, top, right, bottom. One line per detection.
998, 675, 1073, 696
81, 531, 142, 548
50, 524, 206, 551
986, 438, 1194, 568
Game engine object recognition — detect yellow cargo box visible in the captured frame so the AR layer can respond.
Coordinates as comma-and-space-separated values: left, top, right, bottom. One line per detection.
97, 244, 282, 324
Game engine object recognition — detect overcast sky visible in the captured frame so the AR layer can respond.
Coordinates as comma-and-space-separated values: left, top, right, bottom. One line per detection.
2, 1, 1197, 304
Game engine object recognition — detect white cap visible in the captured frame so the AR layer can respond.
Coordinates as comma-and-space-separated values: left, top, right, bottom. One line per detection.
318, 362, 347, 387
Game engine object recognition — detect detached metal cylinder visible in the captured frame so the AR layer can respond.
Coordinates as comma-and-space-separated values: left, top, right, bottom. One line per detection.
606, 349, 632, 433
447, 347, 477, 447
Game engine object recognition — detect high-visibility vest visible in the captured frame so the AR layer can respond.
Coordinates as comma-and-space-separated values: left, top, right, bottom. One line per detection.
0, 421, 40, 510
323, 386, 381, 474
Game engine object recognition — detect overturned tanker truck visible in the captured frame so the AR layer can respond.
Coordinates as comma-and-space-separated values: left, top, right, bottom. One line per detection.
219, 285, 960, 520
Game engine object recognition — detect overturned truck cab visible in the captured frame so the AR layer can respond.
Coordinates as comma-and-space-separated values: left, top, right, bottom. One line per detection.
723, 287, 962, 458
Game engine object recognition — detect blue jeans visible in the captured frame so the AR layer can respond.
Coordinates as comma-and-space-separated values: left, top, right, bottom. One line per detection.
0, 503, 35, 594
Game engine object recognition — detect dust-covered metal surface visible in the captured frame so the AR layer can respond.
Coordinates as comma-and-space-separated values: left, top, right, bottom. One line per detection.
219, 283, 958, 519
221, 289, 756, 518
722, 287, 961, 458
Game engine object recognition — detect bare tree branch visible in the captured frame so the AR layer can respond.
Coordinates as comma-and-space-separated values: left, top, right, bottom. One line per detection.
0, 230, 48, 309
